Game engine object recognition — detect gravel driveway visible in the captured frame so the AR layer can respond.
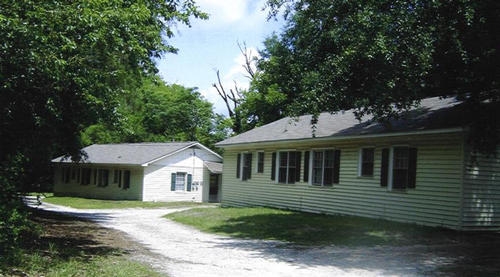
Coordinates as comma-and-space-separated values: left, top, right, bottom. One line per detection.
36, 201, 500, 277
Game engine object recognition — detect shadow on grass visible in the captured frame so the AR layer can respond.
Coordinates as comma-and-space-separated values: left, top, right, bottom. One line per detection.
196, 208, 500, 276
207, 210, 460, 247
7, 208, 130, 274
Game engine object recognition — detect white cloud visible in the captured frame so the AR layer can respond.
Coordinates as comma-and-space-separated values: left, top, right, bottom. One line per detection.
160, 0, 284, 117
196, 0, 248, 24
194, 0, 269, 29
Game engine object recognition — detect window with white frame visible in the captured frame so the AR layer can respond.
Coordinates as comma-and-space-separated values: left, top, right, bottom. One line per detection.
381, 147, 417, 189
175, 172, 186, 191
170, 172, 192, 191
277, 151, 301, 184
236, 153, 252, 181
310, 149, 340, 186
359, 148, 375, 177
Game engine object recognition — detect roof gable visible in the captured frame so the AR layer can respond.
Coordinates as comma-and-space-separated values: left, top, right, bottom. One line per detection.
52, 142, 221, 166
216, 96, 468, 147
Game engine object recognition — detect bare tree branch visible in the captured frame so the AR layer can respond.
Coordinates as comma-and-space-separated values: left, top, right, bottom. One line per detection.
212, 70, 235, 118
238, 41, 256, 80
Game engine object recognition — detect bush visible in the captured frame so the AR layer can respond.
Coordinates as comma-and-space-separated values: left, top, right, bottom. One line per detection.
0, 200, 35, 265
0, 173, 39, 268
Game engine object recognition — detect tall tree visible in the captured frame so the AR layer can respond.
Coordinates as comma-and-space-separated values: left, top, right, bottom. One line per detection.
0, 0, 206, 260
262, 0, 499, 152
82, 78, 226, 151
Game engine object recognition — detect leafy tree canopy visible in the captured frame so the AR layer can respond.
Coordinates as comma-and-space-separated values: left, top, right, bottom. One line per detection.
260, 0, 499, 152
0, 0, 206, 260
82, 78, 228, 151
1, 0, 206, 188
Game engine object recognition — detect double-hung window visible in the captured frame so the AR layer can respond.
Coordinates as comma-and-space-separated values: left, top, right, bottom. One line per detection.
170, 172, 193, 191
80, 168, 91, 185
359, 148, 375, 177
381, 147, 417, 189
175, 172, 186, 191
310, 149, 340, 186
236, 153, 252, 181
97, 169, 109, 187
275, 151, 301, 184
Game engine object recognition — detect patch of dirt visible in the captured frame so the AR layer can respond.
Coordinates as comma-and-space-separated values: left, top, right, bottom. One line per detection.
28, 209, 166, 272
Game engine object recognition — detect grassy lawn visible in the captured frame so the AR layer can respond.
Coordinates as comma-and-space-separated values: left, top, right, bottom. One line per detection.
17, 253, 162, 277
165, 206, 459, 247
43, 195, 205, 209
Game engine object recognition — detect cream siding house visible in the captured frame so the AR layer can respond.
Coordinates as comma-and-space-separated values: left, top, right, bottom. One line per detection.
216, 97, 500, 230
52, 142, 223, 202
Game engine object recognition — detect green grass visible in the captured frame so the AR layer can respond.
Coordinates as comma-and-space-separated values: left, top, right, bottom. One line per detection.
16, 253, 162, 277
165, 206, 459, 247
43, 196, 205, 209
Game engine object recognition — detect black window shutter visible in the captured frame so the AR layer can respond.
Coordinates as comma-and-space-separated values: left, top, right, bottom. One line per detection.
407, 148, 417, 188
295, 151, 302, 182
380, 148, 389, 187
187, 174, 192, 191
123, 170, 130, 189
303, 151, 310, 182
247, 153, 252, 180
271, 152, 276, 180
171, 172, 176, 191
236, 153, 241, 179
333, 150, 341, 184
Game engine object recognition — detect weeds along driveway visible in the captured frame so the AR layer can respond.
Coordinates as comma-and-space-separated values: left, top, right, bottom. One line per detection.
35, 202, 500, 277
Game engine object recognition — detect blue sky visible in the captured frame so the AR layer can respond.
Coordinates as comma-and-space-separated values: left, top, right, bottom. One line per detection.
156, 0, 284, 116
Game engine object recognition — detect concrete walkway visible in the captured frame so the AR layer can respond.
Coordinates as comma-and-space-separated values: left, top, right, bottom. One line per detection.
32, 200, 500, 277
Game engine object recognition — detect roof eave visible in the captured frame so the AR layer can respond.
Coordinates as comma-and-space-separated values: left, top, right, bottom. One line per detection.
141, 142, 222, 166
216, 127, 465, 149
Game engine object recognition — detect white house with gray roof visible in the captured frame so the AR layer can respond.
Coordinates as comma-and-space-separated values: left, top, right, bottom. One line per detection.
52, 142, 223, 202
216, 96, 500, 230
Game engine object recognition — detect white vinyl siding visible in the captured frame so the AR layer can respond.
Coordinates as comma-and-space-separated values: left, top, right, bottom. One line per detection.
53, 166, 143, 200
461, 145, 500, 230
221, 133, 466, 229
53, 146, 222, 202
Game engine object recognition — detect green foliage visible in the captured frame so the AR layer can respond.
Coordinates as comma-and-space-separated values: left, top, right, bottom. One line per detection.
0, 0, 206, 265
1, 0, 206, 184
259, 0, 499, 152
0, 200, 35, 264
81, 77, 229, 151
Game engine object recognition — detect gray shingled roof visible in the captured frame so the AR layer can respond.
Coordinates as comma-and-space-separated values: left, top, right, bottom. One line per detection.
52, 142, 217, 165
204, 161, 223, 174
216, 96, 468, 147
